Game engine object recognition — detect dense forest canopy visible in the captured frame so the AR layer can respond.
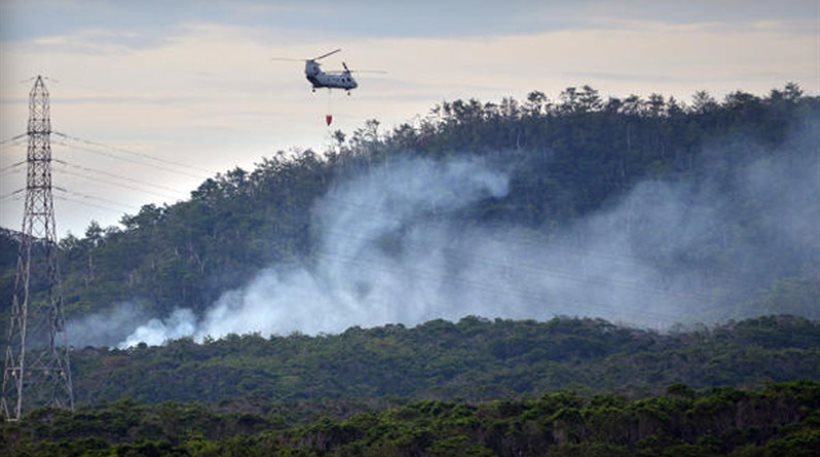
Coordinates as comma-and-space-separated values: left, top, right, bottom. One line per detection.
0, 84, 818, 348
67, 315, 820, 406
3, 380, 819, 456
4, 314, 820, 455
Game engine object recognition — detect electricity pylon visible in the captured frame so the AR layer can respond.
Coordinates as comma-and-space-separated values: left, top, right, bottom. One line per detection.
1, 75, 74, 421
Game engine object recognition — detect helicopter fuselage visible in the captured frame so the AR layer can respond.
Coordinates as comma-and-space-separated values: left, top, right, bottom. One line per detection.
305, 60, 357, 92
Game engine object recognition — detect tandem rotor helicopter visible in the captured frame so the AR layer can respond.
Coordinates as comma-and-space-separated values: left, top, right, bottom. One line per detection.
272, 48, 383, 94
271, 49, 384, 125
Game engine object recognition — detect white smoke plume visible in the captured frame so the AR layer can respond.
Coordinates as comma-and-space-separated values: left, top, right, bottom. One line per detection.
75, 123, 818, 348
118, 308, 197, 348
66, 303, 147, 348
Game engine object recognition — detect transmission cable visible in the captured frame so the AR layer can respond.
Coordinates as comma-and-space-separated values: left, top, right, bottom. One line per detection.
0, 189, 25, 201
0, 133, 27, 147
52, 159, 187, 200
53, 131, 216, 176
52, 139, 208, 180
53, 159, 186, 196
54, 195, 130, 215
0, 161, 26, 175
53, 187, 139, 212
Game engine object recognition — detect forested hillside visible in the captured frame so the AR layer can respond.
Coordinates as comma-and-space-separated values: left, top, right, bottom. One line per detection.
0, 85, 818, 456
3, 381, 818, 456
66, 315, 820, 406
0, 84, 818, 346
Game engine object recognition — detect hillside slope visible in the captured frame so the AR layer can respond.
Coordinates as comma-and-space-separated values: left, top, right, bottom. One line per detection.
0, 84, 818, 347
3, 381, 818, 456
68, 315, 820, 406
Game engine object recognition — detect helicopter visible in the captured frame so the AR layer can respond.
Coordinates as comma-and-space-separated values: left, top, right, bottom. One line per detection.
273, 49, 382, 95
304, 49, 357, 94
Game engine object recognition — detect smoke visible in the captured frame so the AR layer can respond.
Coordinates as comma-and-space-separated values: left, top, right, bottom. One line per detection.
66, 302, 147, 347
116, 308, 198, 348
78, 122, 818, 348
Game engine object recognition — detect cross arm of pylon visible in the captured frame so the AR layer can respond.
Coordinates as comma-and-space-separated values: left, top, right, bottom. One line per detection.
0, 161, 26, 175
0, 188, 25, 201
0, 133, 27, 147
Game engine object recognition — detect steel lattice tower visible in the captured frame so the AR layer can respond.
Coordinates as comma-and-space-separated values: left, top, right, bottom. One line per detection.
1, 76, 74, 421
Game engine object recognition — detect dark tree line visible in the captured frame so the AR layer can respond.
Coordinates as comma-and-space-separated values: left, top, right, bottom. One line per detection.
62, 315, 820, 406
3, 380, 818, 456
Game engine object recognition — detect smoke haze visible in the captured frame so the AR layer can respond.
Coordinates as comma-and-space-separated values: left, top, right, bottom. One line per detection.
66, 303, 148, 348
66, 121, 819, 348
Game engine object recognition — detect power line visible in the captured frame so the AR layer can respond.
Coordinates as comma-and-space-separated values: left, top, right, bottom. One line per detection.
0, 189, 25, 201
54, 187, 139, 213
53, 159, 187, 196
54, 167, 181, 201
52, 139, 208, 180
52, 160, 186, 200
54, 195, 130, 215
0, 161, 26, 175
53, 131, 217, 176
0, 134, 27, 147
0, 197, 22, 206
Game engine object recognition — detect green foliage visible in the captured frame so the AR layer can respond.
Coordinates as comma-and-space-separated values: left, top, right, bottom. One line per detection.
3, 383, 818, 456
57, 315, 820, 408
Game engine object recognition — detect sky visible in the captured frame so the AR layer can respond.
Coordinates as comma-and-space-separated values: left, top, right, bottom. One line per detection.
0, 0, 818, 237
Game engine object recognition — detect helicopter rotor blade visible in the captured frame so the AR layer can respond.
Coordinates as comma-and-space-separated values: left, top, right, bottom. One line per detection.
313, 48, 341, 61
342, 62, 350, 72
327, 69, 387, 75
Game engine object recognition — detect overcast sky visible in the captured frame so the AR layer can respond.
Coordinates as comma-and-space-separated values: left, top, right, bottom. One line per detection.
1, 0, 818, 237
